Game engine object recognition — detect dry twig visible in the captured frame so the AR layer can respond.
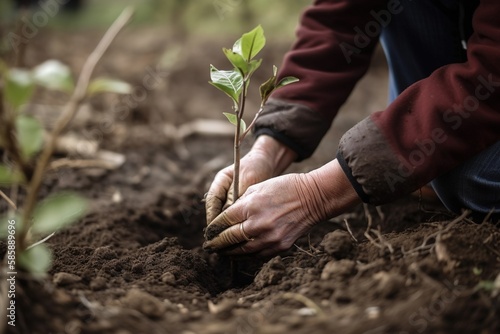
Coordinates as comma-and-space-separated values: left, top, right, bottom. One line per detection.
372, 226, 394, 254
402, 210, 470, 256
361, 205, 396, 257
344, 219, 358, 243
48, 158, 118, 171
0, 189, 17, 211
293, 243, 315, 257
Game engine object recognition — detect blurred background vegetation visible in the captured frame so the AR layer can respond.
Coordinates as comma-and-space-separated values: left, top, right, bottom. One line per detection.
0, 0, 311, 39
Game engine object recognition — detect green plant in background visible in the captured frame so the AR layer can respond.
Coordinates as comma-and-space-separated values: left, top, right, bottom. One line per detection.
0, 8, 133, 277
209, 25, 298, 201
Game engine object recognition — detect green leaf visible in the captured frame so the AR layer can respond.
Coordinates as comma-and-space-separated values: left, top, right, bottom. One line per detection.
259, 74, 277, 102
277, 76, 300, 89
223, 112, 246, 132
209, 65, 243, 103
223, 112, 237, 126
223, 48, 248, 75
233, 25, 266, 62
241, 118, 247, 133
0, 59, 7, 75
88, 77, 132, 95
259, 65, 299, 103
32, 60, 74, 93
5, 69, 34, 110
18, 244, 52, 275
247, 59, 262, 78
0, 164, 25, 185
15, 115, 44, 160
32, 192, 87, 236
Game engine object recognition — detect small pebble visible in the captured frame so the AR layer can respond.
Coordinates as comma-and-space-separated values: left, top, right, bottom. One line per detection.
90, 277, 107, 291
121, 288, 165, 318
297, 307, 317, 316
365, 306, 381, 319
373, 271, 404, 298
53, 272, 81, 286
320, 230, 354, 259
161, 272, 177, 285
321, 259, 356, 280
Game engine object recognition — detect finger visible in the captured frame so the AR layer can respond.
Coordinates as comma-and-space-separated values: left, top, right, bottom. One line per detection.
205, 211, 236, 241
203, 222, 253, 251
204, 204, 245, 240
224, 183, 234, 210
224, 170, 259, 210
205, 169, 233, 224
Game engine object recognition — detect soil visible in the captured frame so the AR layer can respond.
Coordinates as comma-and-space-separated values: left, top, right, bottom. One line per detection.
1, 27, 499, 334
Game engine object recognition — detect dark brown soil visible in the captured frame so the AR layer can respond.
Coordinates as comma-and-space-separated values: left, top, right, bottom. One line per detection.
1, 27, 499, 334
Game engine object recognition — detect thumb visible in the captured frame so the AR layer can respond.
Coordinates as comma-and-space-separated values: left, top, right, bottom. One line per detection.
223, 183, 235, 210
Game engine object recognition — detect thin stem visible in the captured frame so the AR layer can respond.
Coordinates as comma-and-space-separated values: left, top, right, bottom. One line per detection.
13, 7, 29, 68
240, 104, 263, 142
0, 90, 31, 181
18, 7, 134, 250
8, 184, 19, 217
240, 94, 271, 142
0, 258, 8, 332
0, 190, 17, 211
233, 79, 248, 202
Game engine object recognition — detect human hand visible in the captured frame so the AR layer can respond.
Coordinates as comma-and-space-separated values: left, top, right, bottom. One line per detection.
203, 159, 360, 257
205, 153, 274, 224
205, 135, 297, 224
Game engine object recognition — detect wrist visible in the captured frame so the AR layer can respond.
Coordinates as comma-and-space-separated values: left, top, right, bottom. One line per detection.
251, 135, 297, 176
307, 159, 361, 219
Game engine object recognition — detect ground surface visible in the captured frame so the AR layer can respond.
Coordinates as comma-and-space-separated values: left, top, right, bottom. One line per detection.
1, 27, 499, 334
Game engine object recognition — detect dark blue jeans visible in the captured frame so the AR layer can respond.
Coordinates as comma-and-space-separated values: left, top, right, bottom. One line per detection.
380, 0, 500, 221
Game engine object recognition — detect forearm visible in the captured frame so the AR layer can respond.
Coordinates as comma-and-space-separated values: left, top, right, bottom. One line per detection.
338, 0, 500, 205
306, 159, 361, 221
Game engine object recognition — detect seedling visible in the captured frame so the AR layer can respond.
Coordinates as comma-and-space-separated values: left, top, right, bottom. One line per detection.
0, 8, 133, 277
209, 25, 298, 201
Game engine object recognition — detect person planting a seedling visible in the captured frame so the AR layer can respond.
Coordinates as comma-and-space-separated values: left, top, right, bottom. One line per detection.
204, 0, 500, 257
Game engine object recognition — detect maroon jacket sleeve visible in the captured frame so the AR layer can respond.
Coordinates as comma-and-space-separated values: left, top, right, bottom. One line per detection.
338, 0, 500, 204
255, 0, 500, 205
254, 0, 389, 160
